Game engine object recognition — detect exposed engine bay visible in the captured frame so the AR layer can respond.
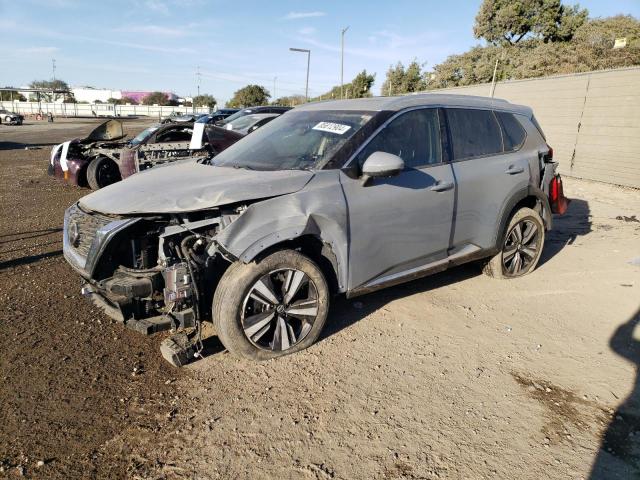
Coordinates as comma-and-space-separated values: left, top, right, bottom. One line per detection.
65, 202, 244, 365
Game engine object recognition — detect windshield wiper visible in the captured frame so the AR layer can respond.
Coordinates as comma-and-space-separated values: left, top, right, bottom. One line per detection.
282, 166, 314, 171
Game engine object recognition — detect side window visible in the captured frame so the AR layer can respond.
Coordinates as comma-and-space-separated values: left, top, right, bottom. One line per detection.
447, 108, 503, 160
496, 112, 526, 151
355, 108, 442, 169
157, 128, 193, 143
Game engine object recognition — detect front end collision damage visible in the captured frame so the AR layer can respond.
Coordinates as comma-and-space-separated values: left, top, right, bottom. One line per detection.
63, 171, 349, 364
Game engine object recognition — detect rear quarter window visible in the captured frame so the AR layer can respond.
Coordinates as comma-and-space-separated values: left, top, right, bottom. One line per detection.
496, 112, 527, 151
446, 108, 503, 160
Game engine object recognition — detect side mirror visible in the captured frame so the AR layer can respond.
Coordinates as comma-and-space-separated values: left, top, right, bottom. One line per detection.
361, 151, 404, 185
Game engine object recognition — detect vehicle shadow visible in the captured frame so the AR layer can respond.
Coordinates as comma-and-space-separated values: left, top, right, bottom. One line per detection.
0, 227, 62, 244
320, 264, 481, 342
0, 141, 58, 151
590, 309, 640, 479
539, 198, 591, 267
0, 250, 62, 270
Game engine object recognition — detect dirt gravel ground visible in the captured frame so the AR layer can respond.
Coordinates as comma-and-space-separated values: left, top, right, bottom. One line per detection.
1, 119, 639, 480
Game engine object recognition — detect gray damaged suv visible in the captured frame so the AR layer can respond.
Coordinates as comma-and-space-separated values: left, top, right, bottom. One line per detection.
63, 94, 567, 363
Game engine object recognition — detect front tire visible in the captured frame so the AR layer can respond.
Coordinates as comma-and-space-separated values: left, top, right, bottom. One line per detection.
213, 249, 330, 361
483, 207, 545, 279
87, 156, 121, 190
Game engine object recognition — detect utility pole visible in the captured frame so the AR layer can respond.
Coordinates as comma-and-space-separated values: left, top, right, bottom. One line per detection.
341, 26, 349, 99
195, 65, 202, 112
289, 48, 311, 101
196, 65, 201, 97
489, 51, 505, 98
273, 76, 277, 102
52, 58, 56, 81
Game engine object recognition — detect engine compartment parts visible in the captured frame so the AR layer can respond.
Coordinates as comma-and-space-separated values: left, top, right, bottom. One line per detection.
160, 332, 198, 367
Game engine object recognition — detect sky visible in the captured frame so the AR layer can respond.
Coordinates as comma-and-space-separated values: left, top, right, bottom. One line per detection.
1, 0, 639, 105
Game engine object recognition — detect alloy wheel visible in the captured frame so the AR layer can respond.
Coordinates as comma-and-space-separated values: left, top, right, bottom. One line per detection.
502, 219, 541, 277
241, 268, 319, 351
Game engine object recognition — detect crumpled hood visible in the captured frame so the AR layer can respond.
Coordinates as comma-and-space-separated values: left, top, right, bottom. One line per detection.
84, 119, 125, 142
79, 162, 314, 215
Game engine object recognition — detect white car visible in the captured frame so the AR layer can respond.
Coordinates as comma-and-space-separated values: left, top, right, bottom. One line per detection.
0, 109, 24, 125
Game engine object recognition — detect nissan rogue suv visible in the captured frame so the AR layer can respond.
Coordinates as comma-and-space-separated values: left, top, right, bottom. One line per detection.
62, 94, 567, 363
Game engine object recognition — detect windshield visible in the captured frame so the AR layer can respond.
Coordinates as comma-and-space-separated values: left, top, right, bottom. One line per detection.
212, 110, 374, 171
226, 114, 271, 131
219, 108, 254, 125
129, 125, 159, 146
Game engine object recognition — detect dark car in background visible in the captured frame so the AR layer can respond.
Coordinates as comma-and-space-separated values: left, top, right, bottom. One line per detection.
204, 113, 280, 156
215, 106, 291, 126
62, 94, 567, 365
120, 113, 283, 178
161, 112, 208, 124
196, 108, 240, 125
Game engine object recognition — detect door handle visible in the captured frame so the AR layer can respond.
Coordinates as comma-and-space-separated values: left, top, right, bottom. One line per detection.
430, 181, 454, 192
505, 165, 525, 175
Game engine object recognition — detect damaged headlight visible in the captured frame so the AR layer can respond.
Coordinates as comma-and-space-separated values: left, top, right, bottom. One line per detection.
85, 218, 140, 275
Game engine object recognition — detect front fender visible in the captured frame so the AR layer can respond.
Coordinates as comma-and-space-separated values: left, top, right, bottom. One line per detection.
216, 172, 349, 292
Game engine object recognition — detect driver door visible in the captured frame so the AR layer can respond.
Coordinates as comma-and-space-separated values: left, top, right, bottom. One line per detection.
339, 108, 456, 292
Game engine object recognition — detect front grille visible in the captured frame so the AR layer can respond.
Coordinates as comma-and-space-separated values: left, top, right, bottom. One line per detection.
67, 204, 113, 257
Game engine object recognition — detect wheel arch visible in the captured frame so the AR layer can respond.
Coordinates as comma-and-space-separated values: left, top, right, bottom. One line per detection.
217, 215, 348, 294
493, 186, 552, 251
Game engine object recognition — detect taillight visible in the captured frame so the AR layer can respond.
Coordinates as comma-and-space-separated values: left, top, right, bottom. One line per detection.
549, 174, 568, 215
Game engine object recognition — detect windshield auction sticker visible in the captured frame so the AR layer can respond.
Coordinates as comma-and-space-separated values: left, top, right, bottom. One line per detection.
312, 122, 351, 135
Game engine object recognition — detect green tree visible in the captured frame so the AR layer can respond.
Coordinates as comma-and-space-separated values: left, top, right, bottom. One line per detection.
142, 91, 170, 106
428, 14, 640, 90
573, 14, 640, 49
380, 60, 428, 95
226, 85, 270, 108
28, 79, 71, 101
380, 62, 406, 96
107, 97, 139, 105
348, 70, 376, 98
474, 0, 587, 45
312, 70, 376, 101
0, 90, 26, 101
192, 94, 217, 108
272, 95, 307, 106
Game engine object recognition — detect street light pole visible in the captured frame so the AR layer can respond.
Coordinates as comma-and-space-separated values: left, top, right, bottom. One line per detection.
273, 76, 277, 101
289, 47, 311, 101
341, 26, 349, 99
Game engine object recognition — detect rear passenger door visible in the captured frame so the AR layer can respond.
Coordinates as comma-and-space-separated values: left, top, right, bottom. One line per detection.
446, 108, 530, 251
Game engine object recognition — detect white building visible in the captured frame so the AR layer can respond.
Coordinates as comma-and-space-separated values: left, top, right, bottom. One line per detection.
71, 86, 122, 103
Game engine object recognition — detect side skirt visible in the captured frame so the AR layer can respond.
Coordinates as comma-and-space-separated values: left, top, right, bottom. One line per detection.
346, 244, 486, 299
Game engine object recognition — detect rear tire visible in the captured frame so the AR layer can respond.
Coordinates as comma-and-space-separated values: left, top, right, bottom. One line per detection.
483, 207, 545, 279
87, 156, 121, 190
213, 249, 330, 361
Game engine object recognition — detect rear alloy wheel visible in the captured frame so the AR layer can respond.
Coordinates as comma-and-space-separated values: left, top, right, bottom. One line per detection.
213, 250, 329, 361
483, 207, 545, 279
87, 156, 121, 190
